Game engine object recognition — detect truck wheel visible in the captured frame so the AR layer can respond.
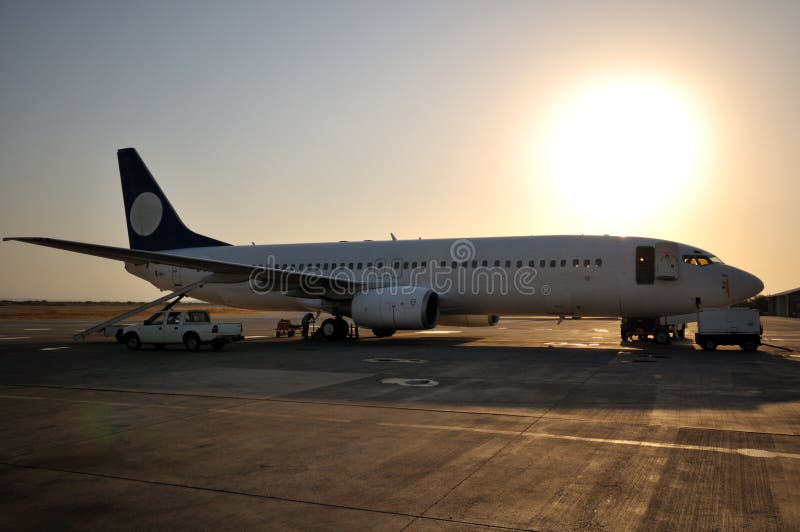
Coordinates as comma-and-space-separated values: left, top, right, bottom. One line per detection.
740, 341, 758, 352
702, 339, 717, 351
211, 340, 226, 351
184, 333, 201, 352
288, 330, 295, 337
677, 325, 686, 339
124, 333, 141, 351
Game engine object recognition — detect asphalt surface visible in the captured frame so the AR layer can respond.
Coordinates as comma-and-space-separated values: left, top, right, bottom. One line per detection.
1, 314, 799, 531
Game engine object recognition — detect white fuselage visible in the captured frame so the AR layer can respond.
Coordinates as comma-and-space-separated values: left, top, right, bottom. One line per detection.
126, 235, 762, 319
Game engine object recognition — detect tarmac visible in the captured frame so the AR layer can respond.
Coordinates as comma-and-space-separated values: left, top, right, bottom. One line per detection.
1, 313, 799, 531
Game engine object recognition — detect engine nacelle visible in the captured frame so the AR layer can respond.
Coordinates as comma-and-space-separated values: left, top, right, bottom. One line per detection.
351, 287, 439, 330
438, 314, 500, 327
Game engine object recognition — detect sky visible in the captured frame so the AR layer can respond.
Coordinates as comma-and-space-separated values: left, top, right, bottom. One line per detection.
1, 0, 798, 300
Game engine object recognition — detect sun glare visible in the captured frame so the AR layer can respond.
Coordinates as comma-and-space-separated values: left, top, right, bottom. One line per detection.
535, 77, 710, 227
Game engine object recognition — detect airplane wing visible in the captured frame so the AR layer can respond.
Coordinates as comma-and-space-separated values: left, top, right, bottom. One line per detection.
3, 237, 362, 297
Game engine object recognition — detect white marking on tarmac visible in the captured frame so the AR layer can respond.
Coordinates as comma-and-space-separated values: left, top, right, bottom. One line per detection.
0, 337, 31, 340
377, 422, 800, 460
24, 328, 51, 331
245, 335, 268, 339
381, 378, 439, 387
40, 347, 69, 351
545, 342, 601, 347
364, 357, 427, 364
417, 330, 460, 334
593, 328, 609, 332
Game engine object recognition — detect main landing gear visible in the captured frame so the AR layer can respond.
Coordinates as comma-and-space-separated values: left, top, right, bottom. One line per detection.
318, 317, 351, 341
620, 317, 674, 345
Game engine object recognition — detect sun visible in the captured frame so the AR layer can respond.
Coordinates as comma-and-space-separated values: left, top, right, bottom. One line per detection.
535, 76, 710, 226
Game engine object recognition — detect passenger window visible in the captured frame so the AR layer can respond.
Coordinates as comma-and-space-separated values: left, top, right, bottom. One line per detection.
482, 260, 488, 267
560, 259, 566, 267
403, 262, 409, 269
595, 258, 603, 267
451, 261, 457, 268
377, 262, 383, 268
357, 262, 363, 269
550, 260, 556, 267
167, 312, 180, 325
505, 260, 511, 267
540, 259, 546, 268
471, 260, 477, 268
516, 260, 522, 267
348, 263, 354, 269
494, 259, 501, 267
394, 262, 400, 270
367, 262, 372, 268
573, 259, 579, 267
412, 261, 418, 268
528, 260, 535, 267
421, 261, 427, 267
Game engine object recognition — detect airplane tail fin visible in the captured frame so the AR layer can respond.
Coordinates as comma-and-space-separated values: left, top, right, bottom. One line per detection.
118, 148, 230, 251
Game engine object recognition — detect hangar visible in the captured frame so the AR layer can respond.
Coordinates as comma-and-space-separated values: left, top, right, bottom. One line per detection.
767, 286, 800, 317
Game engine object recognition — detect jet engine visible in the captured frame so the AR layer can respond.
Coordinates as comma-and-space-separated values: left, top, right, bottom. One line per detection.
351, 287, 439, 330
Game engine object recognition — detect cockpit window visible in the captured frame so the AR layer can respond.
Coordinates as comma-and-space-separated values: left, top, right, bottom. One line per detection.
682, 254, 722, 267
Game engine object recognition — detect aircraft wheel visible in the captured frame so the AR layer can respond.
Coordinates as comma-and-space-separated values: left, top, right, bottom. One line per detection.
319, 318, 339, 341
372, 328, 396, 338
654, 329, 670, 345
334, 318, 349, 340
125, 333, 141, 351
702, 339, 717, 351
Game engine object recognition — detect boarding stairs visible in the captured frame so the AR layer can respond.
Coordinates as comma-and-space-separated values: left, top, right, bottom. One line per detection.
72, 278, 209, 342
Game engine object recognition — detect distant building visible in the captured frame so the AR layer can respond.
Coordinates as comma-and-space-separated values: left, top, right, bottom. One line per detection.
766, 287, 800, 317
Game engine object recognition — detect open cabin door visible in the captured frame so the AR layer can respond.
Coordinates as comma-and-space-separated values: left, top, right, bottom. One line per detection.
655, 241, 679, 280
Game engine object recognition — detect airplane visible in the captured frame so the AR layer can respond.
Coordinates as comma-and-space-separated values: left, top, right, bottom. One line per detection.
4, 148, 764, 342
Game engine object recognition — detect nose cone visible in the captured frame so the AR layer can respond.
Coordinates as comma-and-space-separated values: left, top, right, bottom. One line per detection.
729, 268, 764, 302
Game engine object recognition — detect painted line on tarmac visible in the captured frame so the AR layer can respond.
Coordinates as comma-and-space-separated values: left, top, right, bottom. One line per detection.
39, 347, 69, 351
24, 328, 51, 331
377, 422, 800, 460
0, 337, 31, 340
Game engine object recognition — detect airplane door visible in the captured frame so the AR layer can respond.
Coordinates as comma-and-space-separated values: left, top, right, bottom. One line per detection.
655, 241, 679, 280
171, 267, 182, 287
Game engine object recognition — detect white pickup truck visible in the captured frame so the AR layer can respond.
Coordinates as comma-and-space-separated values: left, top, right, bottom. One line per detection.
115, 310, 243, 351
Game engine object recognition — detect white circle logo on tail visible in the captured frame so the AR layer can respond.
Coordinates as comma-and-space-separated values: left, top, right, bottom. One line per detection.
129, 192, 163, 236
